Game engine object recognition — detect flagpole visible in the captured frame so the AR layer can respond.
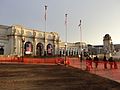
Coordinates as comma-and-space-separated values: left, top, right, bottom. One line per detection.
65, 14, 67, 66
65, 14, 67, 45
80, 20, 82, 44
45, 5, 47, 32
44, 5, 47, 56
80, 20, 82, 62
79, 20, 82, 69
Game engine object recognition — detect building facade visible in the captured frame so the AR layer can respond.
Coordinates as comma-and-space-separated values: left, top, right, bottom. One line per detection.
0, 24, 88, 57
0, 25, 60, 57
87, 34, 115, 58
59, 41, 88, 56
103, 34, 115, 56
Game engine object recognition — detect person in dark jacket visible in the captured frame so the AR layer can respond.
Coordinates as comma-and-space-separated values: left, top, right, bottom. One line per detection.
103, 55, 107, 69
108, 57, 113, 69
86, 56, 92, 71
94, 56, 99, 68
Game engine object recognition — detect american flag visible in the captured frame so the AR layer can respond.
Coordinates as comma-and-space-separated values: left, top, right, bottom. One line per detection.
78, 20, 81, 27
65, 14, 67, 25
48, 45, 52, 54
45, 5, 47, 21
26, 43, 32, 54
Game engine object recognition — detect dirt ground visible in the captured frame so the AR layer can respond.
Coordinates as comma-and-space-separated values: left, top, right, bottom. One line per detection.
0, 63, 120, 90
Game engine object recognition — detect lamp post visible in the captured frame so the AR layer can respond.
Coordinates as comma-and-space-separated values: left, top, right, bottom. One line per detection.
65, 43, 67, 65
22, 37, 25, 62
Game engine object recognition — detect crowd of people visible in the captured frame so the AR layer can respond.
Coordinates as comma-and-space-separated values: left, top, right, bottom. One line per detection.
85, 55, 118, 71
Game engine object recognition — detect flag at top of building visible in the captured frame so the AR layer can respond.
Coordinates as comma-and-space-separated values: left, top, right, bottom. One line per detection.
65, 14, 67, 25
78, 20, 81, 27
45, 5, 47, 21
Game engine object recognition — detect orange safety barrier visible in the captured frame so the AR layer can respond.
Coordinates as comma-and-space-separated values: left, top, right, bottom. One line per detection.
65, 57, 70, 65
0, 56, 119, 70
23, 58, 57, 64
0, 57, 22, 62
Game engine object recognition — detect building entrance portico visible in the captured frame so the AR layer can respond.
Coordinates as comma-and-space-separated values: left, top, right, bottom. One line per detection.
0, 25, 60, 57
0, 25, 88, 57
47, 43, 53, 56
24, 41, 33, 55
36, 43, 44, 56
0, 47, 4, 55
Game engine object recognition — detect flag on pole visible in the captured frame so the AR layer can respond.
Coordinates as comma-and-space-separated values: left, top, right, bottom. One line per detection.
45, 5, 47, 21
65, 14, 67, 25
78, 20, 81, 27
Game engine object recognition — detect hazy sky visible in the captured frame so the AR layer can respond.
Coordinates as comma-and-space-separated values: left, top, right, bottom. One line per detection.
0, 0, 120, 45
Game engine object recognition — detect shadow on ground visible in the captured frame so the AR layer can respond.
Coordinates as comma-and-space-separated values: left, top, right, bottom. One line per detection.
0, 63, 120, 90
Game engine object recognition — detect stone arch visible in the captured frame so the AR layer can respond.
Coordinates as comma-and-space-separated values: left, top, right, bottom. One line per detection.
48, 35, 53, 39
24, 41, 33, 55
0, 47, 4, 55
38, 33, 43, 38
36, 43, 44, 56
47, 43, 53, 55
59, 50, 62, 56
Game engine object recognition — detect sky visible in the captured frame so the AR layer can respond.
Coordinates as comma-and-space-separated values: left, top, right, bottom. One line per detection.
0, 0, 120, 45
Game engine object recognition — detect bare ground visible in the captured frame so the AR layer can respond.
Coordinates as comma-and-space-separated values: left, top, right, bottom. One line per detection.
0, 63, 120, 90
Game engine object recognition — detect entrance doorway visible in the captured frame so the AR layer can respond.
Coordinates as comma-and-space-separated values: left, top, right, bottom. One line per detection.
24, 42, 33, 55
36, 43, 43, 56
0, 47, 4, 55
47, 44, 53, 55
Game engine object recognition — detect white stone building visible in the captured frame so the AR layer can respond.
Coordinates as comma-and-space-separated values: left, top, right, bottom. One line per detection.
0, 25, 60, 57
59, 41, 88, 56
103, 34, 115, 57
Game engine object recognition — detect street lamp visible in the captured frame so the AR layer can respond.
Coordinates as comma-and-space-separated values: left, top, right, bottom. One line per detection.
65, 42, 67, 65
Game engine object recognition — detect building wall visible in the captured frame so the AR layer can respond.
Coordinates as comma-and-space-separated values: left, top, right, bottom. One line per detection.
0, 25, 60, 57
0, 25, 10, 55
59, 41, 88, 56
0, 24, 88, 57
103, 34, 115, 56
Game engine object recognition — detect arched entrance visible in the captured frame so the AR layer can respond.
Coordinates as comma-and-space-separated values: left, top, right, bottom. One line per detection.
36, 43, 43, 56
47, 44, 53, 55
24, 42, 33, 55
0, 47, 4, 55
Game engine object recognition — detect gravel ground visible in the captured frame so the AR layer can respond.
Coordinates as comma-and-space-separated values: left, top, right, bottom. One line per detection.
0, 63, 120, 90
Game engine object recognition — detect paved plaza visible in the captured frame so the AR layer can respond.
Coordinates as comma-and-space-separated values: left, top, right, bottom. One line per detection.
69, 58, 120, 83
0, 63, 120, 90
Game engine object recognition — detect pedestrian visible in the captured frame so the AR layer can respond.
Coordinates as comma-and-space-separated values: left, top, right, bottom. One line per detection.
103, 55, 107, 69
113, 60, 118, 69
108, 57, 113, 69
86, 56, 93, 70
94, 56, 99, 68
88, 56, 93, 69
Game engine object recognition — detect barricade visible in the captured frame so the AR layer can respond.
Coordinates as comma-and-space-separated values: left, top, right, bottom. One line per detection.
0, 56, 22, 63
55, 57, 70, 65
23, 58, 57, 64
0, 56, 119, 70
65, 57, 70, 65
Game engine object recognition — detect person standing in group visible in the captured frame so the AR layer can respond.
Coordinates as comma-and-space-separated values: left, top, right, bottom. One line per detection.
103, 55, 107, 69
86, 56, 93, 71
108, 57, 113, 69
113, 59, 118, 69
94, 56, 99, 68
